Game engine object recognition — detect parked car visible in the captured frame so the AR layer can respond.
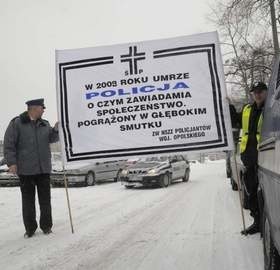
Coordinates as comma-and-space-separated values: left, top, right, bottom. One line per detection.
51, 153, 126, 187
226, 126, 241, 184
228, 132, 250, 209
0, 158, 19, 186
120, 155, 190, 188
258, 55, 280, 269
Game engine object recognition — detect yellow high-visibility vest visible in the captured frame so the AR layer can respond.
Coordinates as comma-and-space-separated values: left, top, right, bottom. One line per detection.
240, 104, 263, 153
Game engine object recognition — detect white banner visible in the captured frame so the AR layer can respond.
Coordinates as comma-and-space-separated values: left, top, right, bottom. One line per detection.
56, 31, 233, 163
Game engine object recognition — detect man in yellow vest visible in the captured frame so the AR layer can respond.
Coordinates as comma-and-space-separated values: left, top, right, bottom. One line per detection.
240, 82, 268, 235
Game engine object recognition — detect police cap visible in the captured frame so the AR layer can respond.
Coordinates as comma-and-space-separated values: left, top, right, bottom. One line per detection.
25, 98, 45, 108
250, 82, 268, 92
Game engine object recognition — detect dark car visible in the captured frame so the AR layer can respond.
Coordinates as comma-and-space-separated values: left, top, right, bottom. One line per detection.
121, 155, 190, 188
258, 55, 280, 269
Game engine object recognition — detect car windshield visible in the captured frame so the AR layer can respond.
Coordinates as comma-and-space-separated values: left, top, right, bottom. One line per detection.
140, 156, 169, 162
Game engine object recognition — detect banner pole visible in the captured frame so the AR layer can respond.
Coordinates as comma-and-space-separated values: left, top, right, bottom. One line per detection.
63, 164, 74, 234
233, 154, 246, 232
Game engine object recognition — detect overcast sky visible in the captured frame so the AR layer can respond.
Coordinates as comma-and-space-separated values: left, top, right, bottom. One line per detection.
0, 0, 215, 138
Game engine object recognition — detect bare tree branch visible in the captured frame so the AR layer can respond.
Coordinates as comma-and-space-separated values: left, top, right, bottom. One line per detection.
208, 0, 277, 103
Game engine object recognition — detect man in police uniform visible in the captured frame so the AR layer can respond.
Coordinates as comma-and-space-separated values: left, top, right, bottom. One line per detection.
4, 99, 59, 238
240, 82, 268, 235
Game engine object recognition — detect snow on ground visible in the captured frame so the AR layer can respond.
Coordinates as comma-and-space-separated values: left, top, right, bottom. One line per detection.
0, 161, 263, 270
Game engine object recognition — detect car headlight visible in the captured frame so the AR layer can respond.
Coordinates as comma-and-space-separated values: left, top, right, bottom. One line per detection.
147, 169, 158, 175
122, 169, 128, 175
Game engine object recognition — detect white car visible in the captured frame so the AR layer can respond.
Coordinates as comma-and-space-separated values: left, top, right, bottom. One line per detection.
51, 153, 126, 187
121, 155, 190, 188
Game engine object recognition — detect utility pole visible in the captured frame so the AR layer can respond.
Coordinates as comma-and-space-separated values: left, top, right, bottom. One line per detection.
269, 0, 280, 54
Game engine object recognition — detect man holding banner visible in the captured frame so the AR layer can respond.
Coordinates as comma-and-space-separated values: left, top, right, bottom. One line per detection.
4, 99, 59, 238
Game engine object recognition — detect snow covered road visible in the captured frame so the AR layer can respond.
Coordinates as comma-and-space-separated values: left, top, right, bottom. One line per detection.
0, 161, 263, 270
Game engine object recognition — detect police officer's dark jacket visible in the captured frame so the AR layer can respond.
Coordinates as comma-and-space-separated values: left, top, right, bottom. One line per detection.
4, 111, 59, 175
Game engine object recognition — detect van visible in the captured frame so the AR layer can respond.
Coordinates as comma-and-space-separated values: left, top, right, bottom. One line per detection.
258, 54, 280, 269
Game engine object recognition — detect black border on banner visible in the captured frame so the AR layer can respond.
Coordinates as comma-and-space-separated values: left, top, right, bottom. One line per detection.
58, 44, 228, 161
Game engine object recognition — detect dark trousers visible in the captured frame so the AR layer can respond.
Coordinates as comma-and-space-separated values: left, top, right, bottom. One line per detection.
243, 165, 259, 220
19, 174, 52, 233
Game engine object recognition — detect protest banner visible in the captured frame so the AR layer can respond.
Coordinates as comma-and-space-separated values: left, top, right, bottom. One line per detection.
56, 31, 234, 163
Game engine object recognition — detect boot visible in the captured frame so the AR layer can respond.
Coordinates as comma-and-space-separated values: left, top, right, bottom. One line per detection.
241, 218, 260, 235
24, 231, 35, 238
42, 228, 52, 235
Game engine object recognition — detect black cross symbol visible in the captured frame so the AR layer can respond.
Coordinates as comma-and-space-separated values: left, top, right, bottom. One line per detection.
121, 46, 146, 75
